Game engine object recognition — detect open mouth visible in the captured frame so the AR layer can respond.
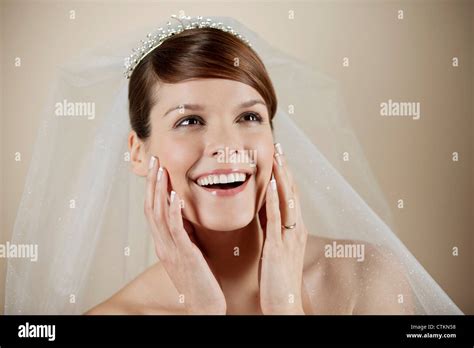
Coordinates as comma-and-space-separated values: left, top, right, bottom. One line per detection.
204, 182, 245, 190
195, 172, 250, 193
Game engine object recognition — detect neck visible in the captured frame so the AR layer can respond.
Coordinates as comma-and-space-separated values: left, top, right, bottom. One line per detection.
193, 216, 264, 284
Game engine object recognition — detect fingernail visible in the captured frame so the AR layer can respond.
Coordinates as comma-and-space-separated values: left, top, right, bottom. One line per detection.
157, 167, 163, 181
170, 190, 176, 202
270, 174, 277, 191
274, 143, 284, 156
179, 199, 185, 209
149, 156, 156, 169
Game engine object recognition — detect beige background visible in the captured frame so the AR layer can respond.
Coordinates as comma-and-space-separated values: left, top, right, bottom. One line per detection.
1, 0, 472, 314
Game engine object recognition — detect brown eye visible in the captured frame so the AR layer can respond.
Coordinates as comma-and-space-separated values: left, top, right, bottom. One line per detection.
176, 116, 204, 128
240, 112, 263, 123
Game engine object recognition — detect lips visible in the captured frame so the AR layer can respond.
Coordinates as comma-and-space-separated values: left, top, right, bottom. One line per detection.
193, 168, 253, 197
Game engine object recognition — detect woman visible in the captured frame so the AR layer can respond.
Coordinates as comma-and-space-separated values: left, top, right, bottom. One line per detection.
86, 24, 413, 315
5, 15, 462, 315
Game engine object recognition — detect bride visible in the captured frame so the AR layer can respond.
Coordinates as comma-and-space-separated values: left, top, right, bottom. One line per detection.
86, 22, 414, 315
5, 15, 462, 316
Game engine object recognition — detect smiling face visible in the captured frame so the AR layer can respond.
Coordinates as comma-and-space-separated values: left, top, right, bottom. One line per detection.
134, 78, 275, 231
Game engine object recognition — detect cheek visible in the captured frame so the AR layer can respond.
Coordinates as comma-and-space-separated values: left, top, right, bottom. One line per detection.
156, 137, 200, 188
250, 134, 274, 186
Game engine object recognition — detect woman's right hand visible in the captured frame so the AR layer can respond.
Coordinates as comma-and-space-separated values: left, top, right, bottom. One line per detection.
145, 156, 227, 314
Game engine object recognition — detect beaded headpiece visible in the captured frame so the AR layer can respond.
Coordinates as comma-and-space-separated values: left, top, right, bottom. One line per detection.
124, 14, 252, 79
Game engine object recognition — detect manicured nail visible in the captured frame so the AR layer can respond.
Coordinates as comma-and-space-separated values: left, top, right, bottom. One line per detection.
170, 190, 176, 202
149, 156, 156, 169
270, 174, 277, 191
274, 143, 284, 156
157, 167, 163, 181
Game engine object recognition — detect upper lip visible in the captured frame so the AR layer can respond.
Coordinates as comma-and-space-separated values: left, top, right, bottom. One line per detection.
193, 168, 254, 182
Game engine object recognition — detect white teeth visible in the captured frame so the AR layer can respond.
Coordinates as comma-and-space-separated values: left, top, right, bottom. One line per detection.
219, 174, 227, 184
196, 172, 248, 187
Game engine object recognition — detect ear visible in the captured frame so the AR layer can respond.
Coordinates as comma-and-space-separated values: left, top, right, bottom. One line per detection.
128, 130, 151, 177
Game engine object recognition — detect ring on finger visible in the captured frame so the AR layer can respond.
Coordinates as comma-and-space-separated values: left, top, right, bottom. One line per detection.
282, 222, 297, 230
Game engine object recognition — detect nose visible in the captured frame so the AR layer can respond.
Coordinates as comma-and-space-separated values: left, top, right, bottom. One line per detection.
206, 125, 243, 159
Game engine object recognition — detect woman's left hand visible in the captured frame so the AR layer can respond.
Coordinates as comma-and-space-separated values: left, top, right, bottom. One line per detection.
258, 143, 308, 315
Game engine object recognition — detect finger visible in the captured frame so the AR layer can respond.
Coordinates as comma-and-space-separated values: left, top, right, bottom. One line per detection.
265, 173, 282, 242
277, 143, 296, 193
145, 156, 171, 258
145, 156, 159, 214
154, 165, 167, 223
280, 157, 303, 224
275, 143, 295, 191
281, 159, 303, 224
292, 180, 303, 223
168, 190, 192, 248
153, 165, 175, 250
273, 143, 297, 229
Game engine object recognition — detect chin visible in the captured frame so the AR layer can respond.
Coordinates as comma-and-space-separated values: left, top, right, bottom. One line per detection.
199, 210, 255, 232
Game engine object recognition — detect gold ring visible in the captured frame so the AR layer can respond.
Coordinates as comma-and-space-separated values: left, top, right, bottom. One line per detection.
282, 222, 297, 230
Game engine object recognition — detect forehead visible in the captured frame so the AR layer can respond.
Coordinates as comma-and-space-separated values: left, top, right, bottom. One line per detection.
153, 78, 263, 107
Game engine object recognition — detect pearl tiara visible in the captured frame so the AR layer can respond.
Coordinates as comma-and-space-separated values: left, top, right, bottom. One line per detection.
124, 14, 252, 79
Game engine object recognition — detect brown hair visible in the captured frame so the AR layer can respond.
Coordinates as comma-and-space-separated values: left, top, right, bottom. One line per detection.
128, 27, 277, 139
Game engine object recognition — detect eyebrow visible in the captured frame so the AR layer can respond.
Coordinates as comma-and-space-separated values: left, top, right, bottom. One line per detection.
162, 99, 266, 118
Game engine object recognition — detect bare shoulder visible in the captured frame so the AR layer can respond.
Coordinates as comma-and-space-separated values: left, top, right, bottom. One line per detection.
302, 235, 363, 314
84, 262, 183, 315
351, 242, 415, 314
302, 235, 414, 314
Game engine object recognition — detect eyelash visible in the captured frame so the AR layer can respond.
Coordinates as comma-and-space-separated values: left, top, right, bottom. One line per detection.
175, 112, 263, 128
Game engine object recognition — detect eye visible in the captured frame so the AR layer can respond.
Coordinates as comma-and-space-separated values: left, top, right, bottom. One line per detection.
175, 116, 204, 128
239, 112, 263, 123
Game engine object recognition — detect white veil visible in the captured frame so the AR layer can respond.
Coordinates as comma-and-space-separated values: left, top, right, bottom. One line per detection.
4, 15, 462, 315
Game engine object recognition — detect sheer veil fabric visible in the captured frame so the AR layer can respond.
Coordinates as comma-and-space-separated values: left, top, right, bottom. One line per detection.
5, 16, 462, 315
